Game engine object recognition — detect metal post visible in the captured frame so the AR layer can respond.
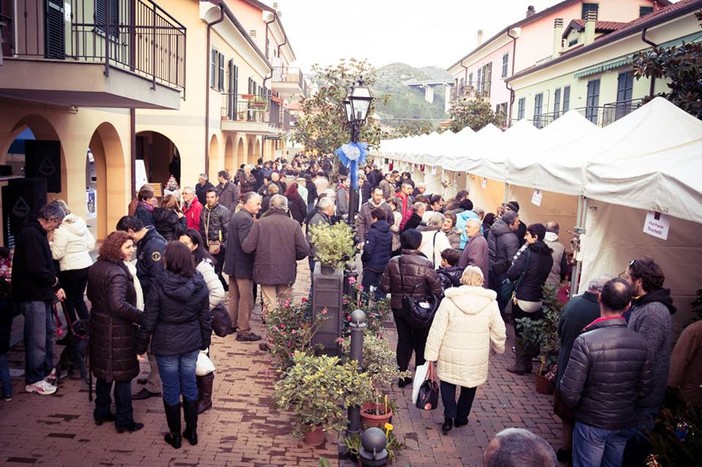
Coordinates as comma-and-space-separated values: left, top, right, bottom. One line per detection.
347, 309, 366, 436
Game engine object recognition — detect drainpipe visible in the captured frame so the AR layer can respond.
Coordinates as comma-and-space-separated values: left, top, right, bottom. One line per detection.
505, 28, 520, 127
205, 4, 225, 176
459, 58, 469, 94
641, 28, 657, 97
130, 108, 136, 198
260, 13, 276, 160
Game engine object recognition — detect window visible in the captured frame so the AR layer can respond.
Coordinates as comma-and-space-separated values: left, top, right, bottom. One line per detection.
533, 93, 544, 128
468, 72, 473, 89
553, 88, 561, 119
217, 53, 225, 92
501, 53, 509, 78
481, 62, 492, 96
517, 98, 526, 120
210, 49, 217, 88
563, 86, 571, 112
96, 0, 119, 39
639, 6, 653, 17
615, 72, 634, 120
227, 59, 238, 119
476, 68, 482, 95
586, 79, 600, 124
581, 3, 599, 20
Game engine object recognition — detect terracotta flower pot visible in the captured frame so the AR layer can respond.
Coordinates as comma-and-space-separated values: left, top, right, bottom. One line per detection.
360, 402, 393, 429
534, 372, 554, 395
303, 425, 325, 446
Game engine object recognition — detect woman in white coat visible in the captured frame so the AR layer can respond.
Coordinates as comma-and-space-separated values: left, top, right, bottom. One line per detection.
418, 213, 452, 269
50, 201, 96, 323
424, 266, 506, 435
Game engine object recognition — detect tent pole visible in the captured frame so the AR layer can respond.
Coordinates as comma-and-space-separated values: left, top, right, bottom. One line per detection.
570, 196, 588, 297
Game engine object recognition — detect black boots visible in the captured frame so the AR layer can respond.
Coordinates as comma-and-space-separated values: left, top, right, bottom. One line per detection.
164, 402, 182, 449
506, 339, 532, 375
197, 372, 214, 414
442, 417, 453, 435
182, 399, 199, 446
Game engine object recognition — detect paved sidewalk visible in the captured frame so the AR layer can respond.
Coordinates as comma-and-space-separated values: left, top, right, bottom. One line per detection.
0, 260, 561, 466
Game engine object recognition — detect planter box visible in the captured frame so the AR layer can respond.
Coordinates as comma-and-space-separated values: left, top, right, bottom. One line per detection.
311, 263, 344, 356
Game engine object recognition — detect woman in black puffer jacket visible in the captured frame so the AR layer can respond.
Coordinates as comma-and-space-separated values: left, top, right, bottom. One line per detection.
505, 223, 553, 375
380, 229, 442, 387
88, 231, 143, 433
137, 242, 211, 449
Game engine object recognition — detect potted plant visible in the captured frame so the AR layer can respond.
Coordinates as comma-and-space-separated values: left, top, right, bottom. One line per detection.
308, 222, 355, 274
273, 352, 374, 444
515, 284, 562, 394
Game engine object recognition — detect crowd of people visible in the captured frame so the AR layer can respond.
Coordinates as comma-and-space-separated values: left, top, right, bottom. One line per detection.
0, 152, 698, 466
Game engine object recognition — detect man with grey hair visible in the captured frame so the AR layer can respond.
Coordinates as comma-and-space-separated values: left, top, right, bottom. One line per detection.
483, 428, 557, 467
181, 185, 202, 231
13, 202, 67, 395
242, 194, 309, 320
553, 273, 614, 463
195, 173, 214, 206
459, 218, 489, 283
307, 196, 335, 275
545, 221, 568, 288
401, 201, 426, 232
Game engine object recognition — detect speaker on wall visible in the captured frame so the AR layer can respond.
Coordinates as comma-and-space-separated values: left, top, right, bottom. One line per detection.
25, 140, 61, 193
2, 178, 48, 244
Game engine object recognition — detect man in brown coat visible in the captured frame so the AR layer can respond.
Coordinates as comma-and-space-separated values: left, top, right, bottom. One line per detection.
459, 219, 489, 285
241, 195, 309, 316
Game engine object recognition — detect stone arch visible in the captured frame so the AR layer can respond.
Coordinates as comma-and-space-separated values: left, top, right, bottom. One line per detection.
9, 115, 64, 194
89, 122, 126, 240
254, 138, 261, 163
224, 136, 234, 175
236, 137, 245, 168
208, 134, 221, 180
135, 131, 182, 188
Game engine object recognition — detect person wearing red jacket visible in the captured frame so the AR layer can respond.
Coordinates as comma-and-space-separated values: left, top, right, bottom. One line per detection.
182, 186, 203, 231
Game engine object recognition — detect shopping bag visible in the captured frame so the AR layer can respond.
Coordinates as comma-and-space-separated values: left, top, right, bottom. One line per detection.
415, 361, 439, 411
412, 362, 430, 404
195, 351, 216, 376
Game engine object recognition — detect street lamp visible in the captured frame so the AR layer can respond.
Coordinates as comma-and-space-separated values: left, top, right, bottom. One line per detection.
344, 79, 373, 226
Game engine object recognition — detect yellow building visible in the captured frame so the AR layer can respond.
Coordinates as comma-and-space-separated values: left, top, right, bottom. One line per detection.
0, 0, 303, 240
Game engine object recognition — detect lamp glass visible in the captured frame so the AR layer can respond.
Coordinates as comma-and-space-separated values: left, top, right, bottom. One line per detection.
343, 98, 353, 122
349, 85, 372, 122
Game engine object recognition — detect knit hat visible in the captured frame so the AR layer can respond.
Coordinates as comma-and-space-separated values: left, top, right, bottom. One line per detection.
505, 201, 520, 212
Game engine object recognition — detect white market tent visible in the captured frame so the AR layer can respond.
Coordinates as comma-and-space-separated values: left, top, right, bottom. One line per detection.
373, 97, 702, 327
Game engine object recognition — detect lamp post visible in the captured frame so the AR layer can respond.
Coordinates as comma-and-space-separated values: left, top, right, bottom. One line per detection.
343, 80, 373, 227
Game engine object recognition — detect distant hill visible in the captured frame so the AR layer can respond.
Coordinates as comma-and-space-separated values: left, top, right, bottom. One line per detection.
371, 63, 450, 135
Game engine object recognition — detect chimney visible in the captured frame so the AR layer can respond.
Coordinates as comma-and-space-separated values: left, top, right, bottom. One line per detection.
526, 6, 536, 17
477, 30, 484, 47
553, 18, 564, 57
584, 9, 597, 45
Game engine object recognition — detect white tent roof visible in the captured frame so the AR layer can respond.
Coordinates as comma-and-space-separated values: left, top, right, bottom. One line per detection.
585, 97, 702, 224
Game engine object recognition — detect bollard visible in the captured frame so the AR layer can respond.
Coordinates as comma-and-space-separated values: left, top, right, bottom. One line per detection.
347, 309, 367, 435
359, 427, 388, 466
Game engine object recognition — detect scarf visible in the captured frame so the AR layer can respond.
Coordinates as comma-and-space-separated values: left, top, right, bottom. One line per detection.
124, 260, 144, 310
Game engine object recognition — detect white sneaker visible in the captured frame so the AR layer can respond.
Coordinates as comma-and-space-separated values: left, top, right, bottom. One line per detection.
25, 380, 57, 395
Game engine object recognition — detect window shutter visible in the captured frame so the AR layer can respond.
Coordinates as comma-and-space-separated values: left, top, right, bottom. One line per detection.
45, 0, 65, 59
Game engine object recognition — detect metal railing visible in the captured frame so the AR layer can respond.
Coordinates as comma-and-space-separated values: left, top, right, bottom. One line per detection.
2, 0, 186, 90
272, 66, 304, 88
520, 98, 646, 129
221, 93, 291, 130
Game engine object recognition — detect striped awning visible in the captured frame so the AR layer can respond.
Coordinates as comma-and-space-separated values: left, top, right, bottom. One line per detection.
574, 57, 632, 78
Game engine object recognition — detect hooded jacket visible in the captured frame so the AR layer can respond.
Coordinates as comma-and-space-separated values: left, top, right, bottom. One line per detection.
455, 210, 480, 249
50, 213, 96, 271
627, 288, 676, 407
488, 218, 520, 277
361, 220, 393, 272
506, 240, 553, 302
137, 269, 211, 356
424, 286, 506, 387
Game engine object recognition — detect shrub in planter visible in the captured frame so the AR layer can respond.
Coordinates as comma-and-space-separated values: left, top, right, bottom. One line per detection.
308, 222, 355, 271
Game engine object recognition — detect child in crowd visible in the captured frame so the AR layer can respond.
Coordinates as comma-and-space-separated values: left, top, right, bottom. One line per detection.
437, 248, 464, 292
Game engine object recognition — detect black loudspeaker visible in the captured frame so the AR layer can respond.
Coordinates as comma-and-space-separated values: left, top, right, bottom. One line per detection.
25, 140, 61, 193
2, 178, 48, 244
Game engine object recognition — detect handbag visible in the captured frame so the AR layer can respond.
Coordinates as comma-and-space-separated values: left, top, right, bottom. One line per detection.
204, 210, 221, 255
415, 361, 439, 410
210, 303, 233, 337
499, 250, 532, 304
399, 257, 439, 329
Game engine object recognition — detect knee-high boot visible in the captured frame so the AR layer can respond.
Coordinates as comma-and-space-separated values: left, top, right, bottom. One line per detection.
197, 372, 214, 414
506, 339, 531, 375
163, 402, 182, 449
182, 399, 199, 446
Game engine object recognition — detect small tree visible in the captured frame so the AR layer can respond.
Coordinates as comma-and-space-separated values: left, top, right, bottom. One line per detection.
448, 91, 505, 132
632, 11, 702, 119
293, 58, 387, 154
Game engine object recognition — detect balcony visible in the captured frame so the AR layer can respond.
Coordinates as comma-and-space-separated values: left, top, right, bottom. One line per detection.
523, 98, 645, 129
271, 66, 306, 98
0, 0, 185, 110
220, 93, 290, 135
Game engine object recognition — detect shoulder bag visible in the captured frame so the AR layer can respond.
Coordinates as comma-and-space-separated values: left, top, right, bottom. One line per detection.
210, 303, 233, 337
499, 249, 531, 305
204, 211, 221, 255
399, 256, 439, 329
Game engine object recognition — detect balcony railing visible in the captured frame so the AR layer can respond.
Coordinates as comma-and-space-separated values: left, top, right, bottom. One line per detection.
520, 98, 646, 129
221, 93, 291, 131
272, 66, 304, 89
1, 0, 186, 90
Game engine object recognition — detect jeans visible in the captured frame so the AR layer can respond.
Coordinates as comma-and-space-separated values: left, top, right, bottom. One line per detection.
95, 378, 134, 428
392, 309, 430, 372
572, 421, 635, 467
440, 381, 476, 422
156, 350, 199, 406
0, 352, 11, 398
21, 301, 54, 384
361, 269, 385, 301
58, 268, 90, 322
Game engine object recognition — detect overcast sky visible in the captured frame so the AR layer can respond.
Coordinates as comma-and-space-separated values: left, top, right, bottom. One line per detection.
279, 0, 570, 71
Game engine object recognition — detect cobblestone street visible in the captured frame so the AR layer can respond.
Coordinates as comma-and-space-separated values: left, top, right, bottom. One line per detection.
0, 259, 561, 466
